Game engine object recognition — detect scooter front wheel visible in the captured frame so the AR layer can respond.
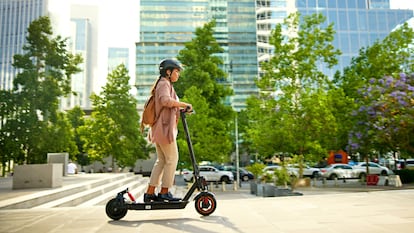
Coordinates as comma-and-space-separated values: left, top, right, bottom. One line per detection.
106, 198, 128, 220
194, 192, 217, 216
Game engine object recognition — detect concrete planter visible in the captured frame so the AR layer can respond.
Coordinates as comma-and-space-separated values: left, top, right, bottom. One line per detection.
274, 188, 302, 196
250, 181, 258, 195
256, 183, 264, 196
262, 184, 276, 197
13, 164, 63, 189
251, 182, 303, 197
253, 183, 277, 197
47, 152, 69, 176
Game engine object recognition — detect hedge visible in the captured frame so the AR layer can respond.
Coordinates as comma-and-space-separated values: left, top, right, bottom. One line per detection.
394, 169, 414, 183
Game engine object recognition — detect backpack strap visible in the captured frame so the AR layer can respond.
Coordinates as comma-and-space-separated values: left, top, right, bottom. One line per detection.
140, 77, 163, 133
150, 77, 173, 126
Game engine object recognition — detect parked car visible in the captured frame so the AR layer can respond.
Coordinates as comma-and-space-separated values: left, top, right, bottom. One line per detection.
353, 162, 391, 176
406, 159, 414, 170
263, 165, 298, 177
287, 164, 321, 178
219, 166, 254, 181
182, 165, 234, 183
320, 163, 366, 180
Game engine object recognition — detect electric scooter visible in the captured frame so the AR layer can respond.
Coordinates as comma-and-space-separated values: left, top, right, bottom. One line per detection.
105, 107, 217, 220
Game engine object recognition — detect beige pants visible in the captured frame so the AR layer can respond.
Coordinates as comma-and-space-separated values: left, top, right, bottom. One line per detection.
148, 141, 179, 188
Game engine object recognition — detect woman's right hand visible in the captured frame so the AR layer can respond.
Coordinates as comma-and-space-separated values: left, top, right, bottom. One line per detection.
184, 103, 192, 112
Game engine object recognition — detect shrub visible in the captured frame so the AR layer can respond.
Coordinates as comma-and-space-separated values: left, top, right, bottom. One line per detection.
274, 164, 291, 186
261, 172, 274, 183
395, 169, 414, 183
246, 163, 266, 181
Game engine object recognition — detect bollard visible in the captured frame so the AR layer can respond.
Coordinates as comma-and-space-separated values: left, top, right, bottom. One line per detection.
396, 175, 402, 187
312, 177, 316, 187
222, 181, 226, 191
209, 182, 213, 191
322, 177, 326, 187
233, 181, 238, 191
334, 177, 338, 186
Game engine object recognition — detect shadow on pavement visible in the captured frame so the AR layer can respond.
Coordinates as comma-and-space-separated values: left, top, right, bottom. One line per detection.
108, 215, 243, 233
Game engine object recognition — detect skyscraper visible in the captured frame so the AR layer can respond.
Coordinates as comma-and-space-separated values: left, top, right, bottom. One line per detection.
56, 0, 139, 111
256, 0, 414, 78
136, 0, 258, 111
297, 0, 413, 77
0, 0, 139, 111
0, 0, 46, 90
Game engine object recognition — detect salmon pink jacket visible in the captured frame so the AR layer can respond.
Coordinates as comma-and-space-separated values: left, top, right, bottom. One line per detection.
149, 77, 180, 144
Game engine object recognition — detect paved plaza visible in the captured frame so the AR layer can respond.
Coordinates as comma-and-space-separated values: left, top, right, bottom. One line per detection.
0, 174, 413, 233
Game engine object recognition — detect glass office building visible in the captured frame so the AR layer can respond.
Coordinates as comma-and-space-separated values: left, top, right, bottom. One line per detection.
0, 0, 46, 90
256, 0, 296, 66
137, 0, 258, 111
62, 18, 90, 109
257, 0, 414, 78
296, 0, 414, 77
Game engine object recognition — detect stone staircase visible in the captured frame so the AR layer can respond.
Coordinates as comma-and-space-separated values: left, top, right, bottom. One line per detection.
0, 173, 148, 209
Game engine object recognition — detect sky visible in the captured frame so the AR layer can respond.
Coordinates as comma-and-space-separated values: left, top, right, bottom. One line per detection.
390, 0, 414, 10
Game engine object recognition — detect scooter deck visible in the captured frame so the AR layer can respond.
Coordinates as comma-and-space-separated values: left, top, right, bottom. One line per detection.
126, 201, 189, 210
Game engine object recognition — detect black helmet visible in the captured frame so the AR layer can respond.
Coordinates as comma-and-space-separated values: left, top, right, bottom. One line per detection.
159, 58, 182, 75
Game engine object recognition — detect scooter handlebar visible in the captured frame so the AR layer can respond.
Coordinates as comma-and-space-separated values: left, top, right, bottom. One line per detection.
181, 105, 194, 114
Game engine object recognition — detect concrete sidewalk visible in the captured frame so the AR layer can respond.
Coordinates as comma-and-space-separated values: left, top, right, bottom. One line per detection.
1, 189, 413, 233
1, 173, 414, 233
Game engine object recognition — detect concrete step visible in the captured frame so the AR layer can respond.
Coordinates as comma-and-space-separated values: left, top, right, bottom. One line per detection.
34, 174, 148, 208
0, 173, 138, 209
77, 176, 148, 207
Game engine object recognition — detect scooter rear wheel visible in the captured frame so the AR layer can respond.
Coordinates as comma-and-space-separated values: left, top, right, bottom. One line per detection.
194, 193, 216, 216
106, 198, 128, 220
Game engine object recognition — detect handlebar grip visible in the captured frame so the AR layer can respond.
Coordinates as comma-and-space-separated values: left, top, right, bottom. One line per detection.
180, 105, 194, 113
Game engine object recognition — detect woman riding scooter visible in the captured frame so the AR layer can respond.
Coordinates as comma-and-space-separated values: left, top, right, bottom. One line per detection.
143, 58, 192, 202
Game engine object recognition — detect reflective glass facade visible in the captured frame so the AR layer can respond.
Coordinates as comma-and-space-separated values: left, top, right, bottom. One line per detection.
296, 0, 414, 77
257, 0, 413, 78
137, 0, 258, 111
0, 0, 45, 90
256, 0, 294, 67
108, 48, 129, 72
61, 18, 90, 109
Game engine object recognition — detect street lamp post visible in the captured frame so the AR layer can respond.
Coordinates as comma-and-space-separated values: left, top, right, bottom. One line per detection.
228, 60, 241, 187
235, 114, 240, 187
228, 60, 240, 187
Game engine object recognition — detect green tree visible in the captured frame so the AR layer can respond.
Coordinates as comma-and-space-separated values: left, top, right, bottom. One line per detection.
246, 12, 341, 162
337, 23, 414, 98
337, 23, 414, 160
326, 86, 356, 154
0, 90, 20, 175
348, 74, 414, 158
66, 106, 90, 168
80, 64, 148, 169
36, 112, 79, 157
4, 16, 82, 164
174, 20, 234, 167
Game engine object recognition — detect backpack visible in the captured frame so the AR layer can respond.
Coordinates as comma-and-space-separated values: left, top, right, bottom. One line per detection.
140, 95, 156, 132
140, 78, 161, 132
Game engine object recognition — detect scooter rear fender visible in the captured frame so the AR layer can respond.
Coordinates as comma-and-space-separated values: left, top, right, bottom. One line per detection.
193, 191, 216, 201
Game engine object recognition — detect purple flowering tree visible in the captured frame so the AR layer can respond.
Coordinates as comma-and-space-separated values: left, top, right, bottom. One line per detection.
349, 73, 414, 161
